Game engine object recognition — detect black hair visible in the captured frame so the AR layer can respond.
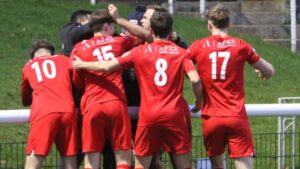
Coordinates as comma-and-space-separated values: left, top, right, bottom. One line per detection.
29, 39, 55, 58
89, 9, 114, 33
150, 11, 173, 39
70, 10, 92, 22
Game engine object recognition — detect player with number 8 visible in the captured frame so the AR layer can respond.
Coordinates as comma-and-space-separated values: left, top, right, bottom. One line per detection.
72, 11, 203, 169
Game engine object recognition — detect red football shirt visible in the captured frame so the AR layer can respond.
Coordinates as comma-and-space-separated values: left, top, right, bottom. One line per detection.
70, 35, 135, 114
188, 35, 260, 117
21, 55, 75, 123
118, 40, 195, 126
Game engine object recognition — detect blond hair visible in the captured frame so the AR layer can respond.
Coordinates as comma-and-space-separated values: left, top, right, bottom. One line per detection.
147, 4, 168, 12
206, 4, 230, 29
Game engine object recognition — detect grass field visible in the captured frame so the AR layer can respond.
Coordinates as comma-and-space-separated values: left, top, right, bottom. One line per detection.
0, 0, 300, 168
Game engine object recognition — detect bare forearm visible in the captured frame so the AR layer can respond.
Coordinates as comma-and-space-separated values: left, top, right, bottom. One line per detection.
116, 18, 152, 42
192, 81, 203, 101
76, 60, 121, 72
252, 58, 275, 79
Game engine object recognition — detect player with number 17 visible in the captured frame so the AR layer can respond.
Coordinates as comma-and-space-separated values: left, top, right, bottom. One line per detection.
72, 11, 203, 169
188, 4, 275, 169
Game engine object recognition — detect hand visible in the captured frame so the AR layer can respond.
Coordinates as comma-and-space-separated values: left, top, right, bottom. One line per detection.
255, 69, 269, 80
191, 99, 202, 113
108, 4, 119, 21
72, 56, 84, 70
171, 31, 178, 41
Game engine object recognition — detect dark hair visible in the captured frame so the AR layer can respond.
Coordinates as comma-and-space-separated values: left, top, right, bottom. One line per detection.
29, 39, 55, 58
206, 4, 230, 29
89, 9, 114, 33
127, 4, 146, 25
70, 10, 92, 22
150, 11, 173, 39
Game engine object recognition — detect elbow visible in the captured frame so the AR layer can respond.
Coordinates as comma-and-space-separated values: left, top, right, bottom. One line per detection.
270, 67, 275, 77
266, 66, 275, 78
22, 102, 31, 107
22, 98, 31, 107
191, 77, 200, 85
102, 67, 111, 72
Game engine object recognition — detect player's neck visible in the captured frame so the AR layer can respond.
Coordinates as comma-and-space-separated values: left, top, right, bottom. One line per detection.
154, 37, 167, 41
153, 34, 169, 41
211, 28, 228, 38
94, 32, 110, 37
34, 49, 51, 58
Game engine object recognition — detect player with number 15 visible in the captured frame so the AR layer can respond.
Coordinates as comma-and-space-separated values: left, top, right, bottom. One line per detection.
69, 8, 149, 169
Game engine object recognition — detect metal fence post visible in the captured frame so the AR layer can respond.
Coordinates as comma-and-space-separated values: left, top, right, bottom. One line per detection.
278, 97, 299, 169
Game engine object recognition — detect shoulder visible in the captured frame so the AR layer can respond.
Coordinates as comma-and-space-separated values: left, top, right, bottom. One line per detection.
55, 54, 69, 61
23, 59, 33, 71
229, 36, 251, 47
190, 38, 207, 48
115, 35, 135, 43
73, 39, 90, 52
175, 43, 188, 56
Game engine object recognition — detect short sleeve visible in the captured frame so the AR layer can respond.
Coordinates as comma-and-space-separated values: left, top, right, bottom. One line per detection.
69, 45, 85, 89
187, 41, 199, 61
69, 43, 81, 69
245, 43, 260, 65
121, 35, 136, 51
117, 49, 135, 70
183, 54, 196, 73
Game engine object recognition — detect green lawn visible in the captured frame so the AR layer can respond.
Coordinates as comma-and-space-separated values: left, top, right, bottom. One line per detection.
0, 0, 299, 168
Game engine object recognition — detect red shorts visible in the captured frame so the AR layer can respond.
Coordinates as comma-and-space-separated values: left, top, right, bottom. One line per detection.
134, 125, 191, 156
26, 112, 78, 156
202, 115, 255, 158
82, 101, 132, 153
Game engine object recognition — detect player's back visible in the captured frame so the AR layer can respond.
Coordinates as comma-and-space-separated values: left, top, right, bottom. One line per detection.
71, 35, 134, 112
132, 40, 191, 126
22, 54, 75, 122
189, 35, 260, 117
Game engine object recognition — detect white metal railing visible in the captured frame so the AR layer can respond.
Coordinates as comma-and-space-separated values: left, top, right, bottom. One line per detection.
1, 104, 300, 123
277, 97, 300, 169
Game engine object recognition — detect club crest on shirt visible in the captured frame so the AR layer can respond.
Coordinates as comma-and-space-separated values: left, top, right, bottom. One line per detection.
82, 36, 115, 50
216, 39, 236, 48
203, 39, 237, 48
158, 46, 179, 54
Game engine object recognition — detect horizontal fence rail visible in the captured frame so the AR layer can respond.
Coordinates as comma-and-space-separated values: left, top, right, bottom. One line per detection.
0, 104, 299, 168
1, 104, 300, 123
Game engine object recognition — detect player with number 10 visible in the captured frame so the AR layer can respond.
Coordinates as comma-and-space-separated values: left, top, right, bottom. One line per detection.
72, 11, 203, 169
21, 39, 77, 169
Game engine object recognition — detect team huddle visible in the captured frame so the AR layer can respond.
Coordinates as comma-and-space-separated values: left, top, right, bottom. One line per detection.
21, 3, 275, 169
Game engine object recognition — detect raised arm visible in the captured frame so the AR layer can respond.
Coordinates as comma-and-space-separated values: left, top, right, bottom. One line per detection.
72, 56, 121, 72
252, 58, 275, 80
108, 4, 152, 42
186, 70, 203, 113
